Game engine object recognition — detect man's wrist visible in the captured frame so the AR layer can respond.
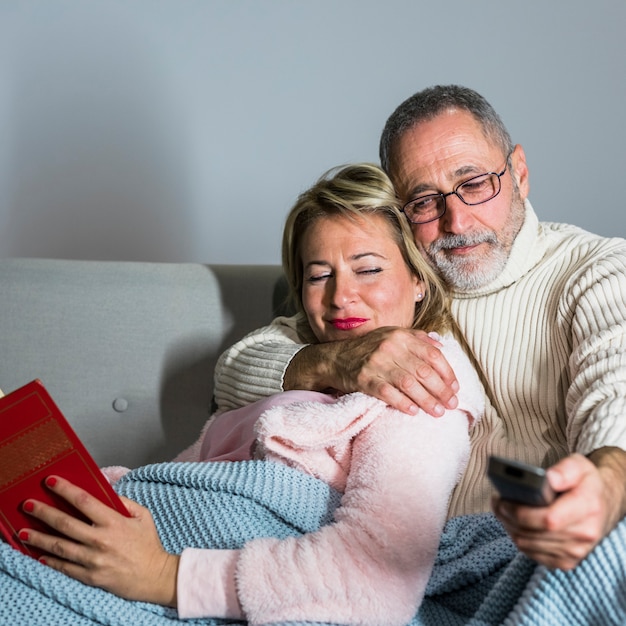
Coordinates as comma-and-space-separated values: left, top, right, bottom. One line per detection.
283, 343, 339, 392
588, 446, 626, 527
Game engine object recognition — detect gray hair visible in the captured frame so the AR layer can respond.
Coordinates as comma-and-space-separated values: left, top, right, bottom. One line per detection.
379, 85, 514, 173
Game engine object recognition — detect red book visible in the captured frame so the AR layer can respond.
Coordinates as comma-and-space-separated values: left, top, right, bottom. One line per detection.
0, 379, 130, 558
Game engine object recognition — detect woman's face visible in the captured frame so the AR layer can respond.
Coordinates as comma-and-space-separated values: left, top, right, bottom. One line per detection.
301, 213, 424, 343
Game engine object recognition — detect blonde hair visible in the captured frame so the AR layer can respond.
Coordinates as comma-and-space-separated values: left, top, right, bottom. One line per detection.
281, 163, 452, 340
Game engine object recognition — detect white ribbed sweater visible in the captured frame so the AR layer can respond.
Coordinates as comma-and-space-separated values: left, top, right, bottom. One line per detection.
214, 201, 626, 516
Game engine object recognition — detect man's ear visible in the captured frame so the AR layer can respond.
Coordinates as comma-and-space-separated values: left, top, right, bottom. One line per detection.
510, 144, 530, 200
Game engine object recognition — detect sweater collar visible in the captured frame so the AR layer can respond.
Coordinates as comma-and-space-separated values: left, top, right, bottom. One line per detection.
448, 200, 546, 298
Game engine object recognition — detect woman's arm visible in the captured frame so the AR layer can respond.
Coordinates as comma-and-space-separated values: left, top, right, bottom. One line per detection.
20, 337, 481, 624
19, 478, 179, 606
235, 408, 472, 626
19, 404, 467, 626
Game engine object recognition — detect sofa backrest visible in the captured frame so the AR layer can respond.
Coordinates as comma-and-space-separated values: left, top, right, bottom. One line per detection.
0, 258, 286, 467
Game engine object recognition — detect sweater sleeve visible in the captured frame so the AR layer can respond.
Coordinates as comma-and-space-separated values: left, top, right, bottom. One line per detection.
177, 549, 244, 620
213, 315, 306, 411
175, 409, 470, 624
566, 245, 626, 454
181, 338, 482, 625
236, 406, 473, 626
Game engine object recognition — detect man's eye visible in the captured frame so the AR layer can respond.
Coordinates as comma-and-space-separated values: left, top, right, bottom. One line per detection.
412, 196, 438, 211
460, 176, 491, 194
463, 180, 485, 190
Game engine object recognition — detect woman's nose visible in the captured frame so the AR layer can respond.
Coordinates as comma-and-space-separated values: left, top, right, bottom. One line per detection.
329, 275, 356, 307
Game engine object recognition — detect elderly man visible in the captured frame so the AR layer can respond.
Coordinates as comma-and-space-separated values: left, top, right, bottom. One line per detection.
214, 85, 626, 570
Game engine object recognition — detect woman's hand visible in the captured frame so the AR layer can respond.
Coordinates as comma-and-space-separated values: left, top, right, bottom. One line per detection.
19, 475, 179, 606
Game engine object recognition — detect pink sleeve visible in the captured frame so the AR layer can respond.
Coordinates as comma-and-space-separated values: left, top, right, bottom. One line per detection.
235, 407, 472, 626
176, 548, 244, 620
176, 390, 331, 463
100, 466, 131, 485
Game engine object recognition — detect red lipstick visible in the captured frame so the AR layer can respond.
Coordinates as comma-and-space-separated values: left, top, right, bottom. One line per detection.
330, 318, 368, 330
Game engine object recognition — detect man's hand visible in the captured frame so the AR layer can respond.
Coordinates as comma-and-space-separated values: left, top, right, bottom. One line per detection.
493, 448, 626, 570
19, 475, 179, 606
284, 327, 459, 416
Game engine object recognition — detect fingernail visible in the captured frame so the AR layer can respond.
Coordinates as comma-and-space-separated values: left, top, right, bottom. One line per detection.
18, 530, 29, 541
433, 404, 444, 417
46, 476, 57, 488
23, 500, 34, 513
39, 557, 47, 565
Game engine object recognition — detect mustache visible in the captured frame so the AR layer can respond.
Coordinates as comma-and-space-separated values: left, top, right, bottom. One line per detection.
429, 231, 498, 253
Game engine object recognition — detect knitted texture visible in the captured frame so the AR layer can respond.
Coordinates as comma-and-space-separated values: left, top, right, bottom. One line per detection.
501, 518, 626, 626
0, 461, 340, 626
119, 461, 341, 552
1, 460, 626, 625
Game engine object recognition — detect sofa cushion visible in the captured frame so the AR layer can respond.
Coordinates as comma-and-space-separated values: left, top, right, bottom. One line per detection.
0, 258, 284, 467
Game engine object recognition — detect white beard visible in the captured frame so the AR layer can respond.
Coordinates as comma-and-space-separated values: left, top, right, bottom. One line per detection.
423, 195, 526, 291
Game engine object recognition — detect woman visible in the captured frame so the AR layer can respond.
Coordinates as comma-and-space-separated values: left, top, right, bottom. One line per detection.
19, 164, 484, 626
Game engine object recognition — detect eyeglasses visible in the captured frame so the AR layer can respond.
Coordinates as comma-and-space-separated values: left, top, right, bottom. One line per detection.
401, 157, 510, 225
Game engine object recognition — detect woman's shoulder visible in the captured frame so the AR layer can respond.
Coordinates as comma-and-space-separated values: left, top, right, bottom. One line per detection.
431, 332, 485, 423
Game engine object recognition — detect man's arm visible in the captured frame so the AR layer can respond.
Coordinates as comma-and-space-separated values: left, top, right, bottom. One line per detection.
494, 447, 626, 570
213, 316, 304, 411
588, 446, 626, 533
494, 244, 626, 569
285, 327, 459, 416
214, 317, 459, 416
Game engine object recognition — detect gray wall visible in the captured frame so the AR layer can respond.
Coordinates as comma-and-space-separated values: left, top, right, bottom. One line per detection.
1, 1, 624, 264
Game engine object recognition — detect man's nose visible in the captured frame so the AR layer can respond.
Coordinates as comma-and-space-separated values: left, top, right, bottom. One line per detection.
441, 194, 474, 233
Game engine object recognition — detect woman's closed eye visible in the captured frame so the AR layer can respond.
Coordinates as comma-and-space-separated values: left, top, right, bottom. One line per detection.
356, 267, 383, 276
306, 271, 332, 283
306, 267, 383, 283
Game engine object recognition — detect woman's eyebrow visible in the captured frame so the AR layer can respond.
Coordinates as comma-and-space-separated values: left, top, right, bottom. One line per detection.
304, 251, 387, 268
350, 251, 387, 262
304, 260, 331, 270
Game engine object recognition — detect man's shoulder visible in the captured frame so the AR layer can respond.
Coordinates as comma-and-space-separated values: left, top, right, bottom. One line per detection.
539, 220, 626, 261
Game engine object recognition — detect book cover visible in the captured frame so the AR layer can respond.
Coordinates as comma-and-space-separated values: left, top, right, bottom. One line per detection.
0, 379, 130, 559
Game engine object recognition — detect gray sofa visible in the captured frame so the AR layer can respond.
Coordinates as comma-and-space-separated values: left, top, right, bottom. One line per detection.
0, 257, 287, 468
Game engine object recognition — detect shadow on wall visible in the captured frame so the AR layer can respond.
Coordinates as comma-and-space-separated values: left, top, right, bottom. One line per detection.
3, 6, 196, 262
154, 264, 290, 463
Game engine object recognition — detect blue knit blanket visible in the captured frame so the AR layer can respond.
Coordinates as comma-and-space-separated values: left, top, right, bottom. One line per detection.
1, 460, 625, 625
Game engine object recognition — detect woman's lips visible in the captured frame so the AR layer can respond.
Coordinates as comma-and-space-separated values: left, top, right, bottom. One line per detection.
330, 318, 368, 330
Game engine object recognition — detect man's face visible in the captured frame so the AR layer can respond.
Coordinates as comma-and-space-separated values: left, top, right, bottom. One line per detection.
390, 109, 529, 291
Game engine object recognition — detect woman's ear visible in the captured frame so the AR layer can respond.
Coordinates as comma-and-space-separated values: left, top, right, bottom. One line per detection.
414, 279, 426, 304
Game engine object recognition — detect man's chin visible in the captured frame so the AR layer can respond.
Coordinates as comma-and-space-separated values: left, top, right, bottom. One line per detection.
435, 255, 504, 291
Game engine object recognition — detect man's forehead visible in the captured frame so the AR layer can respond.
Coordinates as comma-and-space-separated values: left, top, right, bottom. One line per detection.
389, 119, 502, 197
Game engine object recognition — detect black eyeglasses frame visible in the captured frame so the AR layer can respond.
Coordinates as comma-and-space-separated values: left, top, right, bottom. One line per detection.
401, 154, 512, 225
